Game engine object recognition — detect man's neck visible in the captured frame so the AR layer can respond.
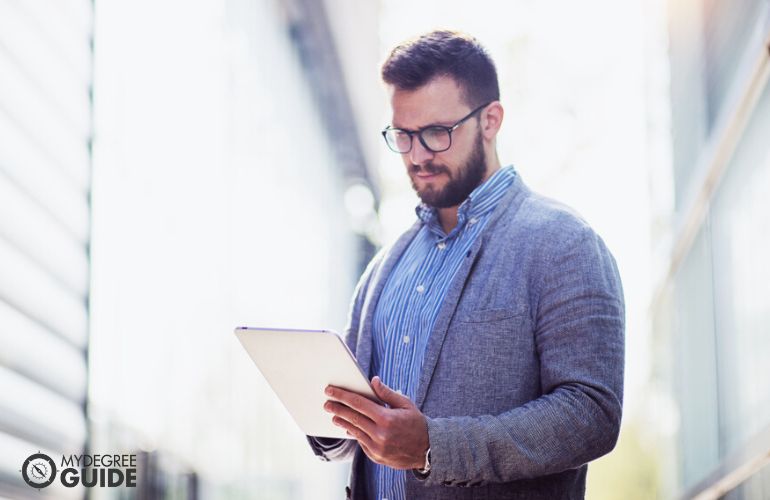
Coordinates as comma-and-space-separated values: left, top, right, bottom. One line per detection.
437, 160, 501, 234
437, 207, 459, 235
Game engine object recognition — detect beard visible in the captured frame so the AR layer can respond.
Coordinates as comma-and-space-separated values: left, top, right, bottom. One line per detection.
409, 132, 487, 209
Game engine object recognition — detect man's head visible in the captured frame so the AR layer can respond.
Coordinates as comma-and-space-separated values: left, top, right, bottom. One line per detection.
381, 31, 504, 209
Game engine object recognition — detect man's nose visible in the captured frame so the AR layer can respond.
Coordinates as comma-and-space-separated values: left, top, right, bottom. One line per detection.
408, 137, 435, 166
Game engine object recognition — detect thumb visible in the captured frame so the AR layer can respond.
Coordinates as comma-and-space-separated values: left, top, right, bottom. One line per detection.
372, 376, 411, 408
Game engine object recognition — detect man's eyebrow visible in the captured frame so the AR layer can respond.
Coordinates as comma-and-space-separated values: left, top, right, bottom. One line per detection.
390, 120, 453, 131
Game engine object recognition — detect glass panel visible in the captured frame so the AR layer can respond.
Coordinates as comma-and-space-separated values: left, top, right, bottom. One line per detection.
702, 0, 768, 129
673, 222, 721, 489
710, 80, 770, 456
667, 0, 709, 210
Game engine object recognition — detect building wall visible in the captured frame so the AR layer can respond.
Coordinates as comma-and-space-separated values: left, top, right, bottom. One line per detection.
0, 1, 92, 498
0, 0, 376, 498
661, 0, 770, 497
88, 0, 378, 499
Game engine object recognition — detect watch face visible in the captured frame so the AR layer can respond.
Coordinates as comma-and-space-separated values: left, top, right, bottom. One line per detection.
22, 453, 57, 489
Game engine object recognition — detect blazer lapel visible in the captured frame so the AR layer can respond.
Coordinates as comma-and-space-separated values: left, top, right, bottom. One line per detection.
413, 234, 484, 409
414, 176, 527, 409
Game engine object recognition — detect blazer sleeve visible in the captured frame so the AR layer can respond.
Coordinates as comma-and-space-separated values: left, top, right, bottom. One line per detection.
417, 225, 625, 486
306, 247, 386, 462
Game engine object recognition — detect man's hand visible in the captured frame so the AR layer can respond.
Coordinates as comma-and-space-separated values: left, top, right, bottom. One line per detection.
324, 376, 429, 470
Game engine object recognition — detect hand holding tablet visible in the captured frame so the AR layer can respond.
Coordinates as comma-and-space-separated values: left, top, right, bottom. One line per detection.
234, 327, 381, 439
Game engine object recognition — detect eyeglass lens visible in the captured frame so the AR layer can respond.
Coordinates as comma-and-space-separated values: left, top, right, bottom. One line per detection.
384, 127, 451, 153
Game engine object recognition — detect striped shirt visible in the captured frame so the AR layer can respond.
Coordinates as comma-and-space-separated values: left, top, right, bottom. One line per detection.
367, 165, 517, 500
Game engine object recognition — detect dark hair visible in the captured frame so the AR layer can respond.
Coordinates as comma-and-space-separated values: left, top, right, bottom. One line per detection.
381, 30, 499, 108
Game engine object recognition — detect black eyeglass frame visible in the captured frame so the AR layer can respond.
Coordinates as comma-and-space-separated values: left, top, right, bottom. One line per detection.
381, 101, 492, 154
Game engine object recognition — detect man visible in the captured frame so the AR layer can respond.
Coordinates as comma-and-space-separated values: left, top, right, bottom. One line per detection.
308, 30, 625, 500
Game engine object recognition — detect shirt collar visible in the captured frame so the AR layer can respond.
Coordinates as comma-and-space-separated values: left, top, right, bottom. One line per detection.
415, 165, 517, 238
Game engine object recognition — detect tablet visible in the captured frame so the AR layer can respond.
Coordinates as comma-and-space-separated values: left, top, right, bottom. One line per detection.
234, 326, 379, 439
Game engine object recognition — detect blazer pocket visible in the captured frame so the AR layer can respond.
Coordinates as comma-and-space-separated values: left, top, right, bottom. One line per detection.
458, 307, 527, 323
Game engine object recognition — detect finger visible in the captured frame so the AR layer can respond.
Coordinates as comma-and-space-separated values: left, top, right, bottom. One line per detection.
371, 376, 412, 408
324, 401, 378, 438
325, 386, 385, 423
332, 415, 375, 449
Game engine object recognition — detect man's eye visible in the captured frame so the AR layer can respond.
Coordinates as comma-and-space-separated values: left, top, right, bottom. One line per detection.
422, 127, 445, 139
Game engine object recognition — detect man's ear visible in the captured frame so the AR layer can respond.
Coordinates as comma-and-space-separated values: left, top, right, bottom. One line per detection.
480, 101, 504, 140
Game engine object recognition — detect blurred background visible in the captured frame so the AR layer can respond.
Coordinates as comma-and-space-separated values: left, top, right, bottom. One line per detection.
0, 0, 768, 498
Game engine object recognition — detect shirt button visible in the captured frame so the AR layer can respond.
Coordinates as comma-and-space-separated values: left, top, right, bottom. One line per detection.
416, 285, 425, 293
469, 217, 478, 225
403, 335, 410, 344
437, 241, 446, 250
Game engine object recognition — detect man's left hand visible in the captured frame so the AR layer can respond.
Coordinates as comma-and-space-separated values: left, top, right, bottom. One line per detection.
324, 376, 429, 470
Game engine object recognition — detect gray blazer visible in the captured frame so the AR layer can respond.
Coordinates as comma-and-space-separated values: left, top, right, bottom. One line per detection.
308, 171, 625, 500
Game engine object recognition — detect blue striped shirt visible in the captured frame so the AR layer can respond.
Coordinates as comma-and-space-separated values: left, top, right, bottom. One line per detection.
367, 165, 517, 500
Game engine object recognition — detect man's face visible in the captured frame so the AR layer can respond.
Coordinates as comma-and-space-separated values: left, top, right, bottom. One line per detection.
389, 76, 488, 209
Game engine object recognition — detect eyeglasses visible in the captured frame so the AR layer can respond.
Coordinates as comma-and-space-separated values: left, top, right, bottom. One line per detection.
381, 102, 491, 154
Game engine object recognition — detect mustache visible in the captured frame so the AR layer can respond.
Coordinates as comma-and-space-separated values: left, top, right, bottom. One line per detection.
410, 163, 449, 175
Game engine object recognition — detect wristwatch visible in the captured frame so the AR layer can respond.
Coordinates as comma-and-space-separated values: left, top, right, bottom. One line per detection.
417, 447, 431, 475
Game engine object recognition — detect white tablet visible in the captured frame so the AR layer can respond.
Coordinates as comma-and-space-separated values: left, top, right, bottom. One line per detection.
234, 326, 380, 439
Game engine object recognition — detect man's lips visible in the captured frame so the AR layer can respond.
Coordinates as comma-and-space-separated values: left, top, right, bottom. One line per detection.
413, 170, 443, 179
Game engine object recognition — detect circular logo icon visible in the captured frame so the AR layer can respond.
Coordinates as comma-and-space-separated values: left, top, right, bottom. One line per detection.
21, 453, 57, 489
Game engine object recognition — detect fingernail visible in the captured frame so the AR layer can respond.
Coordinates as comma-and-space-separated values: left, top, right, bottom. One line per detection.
325, 387, 333, 396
